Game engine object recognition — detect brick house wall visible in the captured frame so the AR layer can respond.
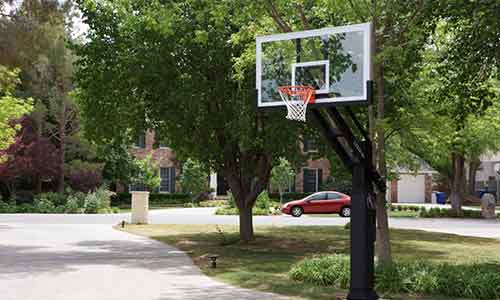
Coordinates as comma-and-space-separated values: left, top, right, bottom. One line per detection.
129, 131, 181, 193
129, 133, 334, 194
295, 158, 331, 193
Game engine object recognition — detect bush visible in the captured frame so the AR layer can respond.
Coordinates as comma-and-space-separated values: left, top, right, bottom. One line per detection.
290, 255, 500, 299
84, 193, 100, 214
0, 200, 16, 213
94, 186, 114, 209
215, 207, 271, 216
255, 190, 271, 210
111, 192, 190, 207
199, 200, 227, 207
289, 255, 350, 288
36, 192, 66, 207
66, 160, 103, 192
65, 195, 82, 213
419, 207, 483, 219
34, 196, 56, 213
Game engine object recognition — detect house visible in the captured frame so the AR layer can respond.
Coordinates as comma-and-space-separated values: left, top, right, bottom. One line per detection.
475, 152, 500, 199
129, 131, 180, 193
387, 165, 435, 204
129, 132, 331, 195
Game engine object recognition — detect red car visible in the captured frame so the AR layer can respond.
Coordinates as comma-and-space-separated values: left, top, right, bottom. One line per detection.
281, 191, 351, 217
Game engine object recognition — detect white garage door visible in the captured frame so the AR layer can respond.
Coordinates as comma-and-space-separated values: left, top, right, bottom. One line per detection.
397, 174, 425, 203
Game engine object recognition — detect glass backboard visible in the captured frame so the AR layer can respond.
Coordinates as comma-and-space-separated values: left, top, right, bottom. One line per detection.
256, 22, 372, 108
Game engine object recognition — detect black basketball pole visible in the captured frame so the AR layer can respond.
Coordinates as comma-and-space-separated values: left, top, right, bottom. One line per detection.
308, 81, 380, 300
346, 81, 378, 300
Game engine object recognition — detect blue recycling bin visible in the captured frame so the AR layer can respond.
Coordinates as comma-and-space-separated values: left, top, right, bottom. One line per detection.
435, 192, 447, 205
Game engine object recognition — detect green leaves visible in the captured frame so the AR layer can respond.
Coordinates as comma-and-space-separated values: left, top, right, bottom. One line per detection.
0, 66, 33, 154
132, 154, 160, 192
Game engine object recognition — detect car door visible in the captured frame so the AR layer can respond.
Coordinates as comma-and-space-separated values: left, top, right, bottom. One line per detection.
327, 192, 344, 213
304, 192, 327, 213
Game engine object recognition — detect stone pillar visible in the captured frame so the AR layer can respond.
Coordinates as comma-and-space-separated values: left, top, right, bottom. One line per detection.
481, 193, 496, 219
131, 191, 150, 224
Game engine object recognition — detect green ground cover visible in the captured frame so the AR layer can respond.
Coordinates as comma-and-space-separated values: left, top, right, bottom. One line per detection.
122, 224, 500, 300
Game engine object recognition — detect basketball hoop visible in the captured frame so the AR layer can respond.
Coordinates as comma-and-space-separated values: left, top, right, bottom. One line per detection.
278, 86, 316, 122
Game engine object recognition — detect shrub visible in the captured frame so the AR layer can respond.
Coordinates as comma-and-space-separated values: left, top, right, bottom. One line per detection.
0, 200, 16, 213
94, 185, 114, 209
179, 158, 207, 199
215, 207, 271, 216
66, 160, 103, 192
255, 190, 271, 210
34, 196, 56, 213
199, 200, 227, 207
290, 255, 500, 299
65, 195, 81, 213
84, 193, 100, 214
111, 192, 190, 207
418, 208, 484, 219
36, 192, 66, 207
289, 255, 350, 288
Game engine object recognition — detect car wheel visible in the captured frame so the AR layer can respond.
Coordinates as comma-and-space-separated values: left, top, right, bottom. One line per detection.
340, 206, 351, 218
291, 206, 303, 217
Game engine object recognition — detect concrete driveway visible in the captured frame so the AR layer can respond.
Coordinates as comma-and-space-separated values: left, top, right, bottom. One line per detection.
1, 209, 499, 300
0, 222, 289, 300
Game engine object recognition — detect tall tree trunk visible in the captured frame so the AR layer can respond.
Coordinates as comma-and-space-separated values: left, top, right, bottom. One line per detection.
238, 202, 254, 242
467, 158, 480, 196
450, 152, 465, 213
57, 102, 66, 194
372, 9, 393, 266
374, 69, 392, 266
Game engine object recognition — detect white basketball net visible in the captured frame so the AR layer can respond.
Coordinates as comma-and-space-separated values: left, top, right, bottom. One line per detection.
278, 86, 315, 122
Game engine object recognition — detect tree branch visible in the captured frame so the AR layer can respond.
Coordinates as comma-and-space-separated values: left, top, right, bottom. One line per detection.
297, 4, 309, 30
265, 0, 292, 32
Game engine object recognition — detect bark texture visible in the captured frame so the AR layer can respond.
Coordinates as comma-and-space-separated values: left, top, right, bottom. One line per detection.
450, 152, 465, 212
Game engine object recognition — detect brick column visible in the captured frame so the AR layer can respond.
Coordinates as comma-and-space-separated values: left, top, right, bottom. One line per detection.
390, 180, 398, 203
425, 175, 432, 203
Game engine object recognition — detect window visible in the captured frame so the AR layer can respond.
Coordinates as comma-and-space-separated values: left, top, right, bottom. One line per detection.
303, 168, 323, 193
129, 182, 147, 192
303, 138, 317, 153
327, 192, 342, 200
308, 193, 326, 201
135, 132, 146, 148
159, 142, 168, 149
284, 176, 296, 193
159, 167, 176, 193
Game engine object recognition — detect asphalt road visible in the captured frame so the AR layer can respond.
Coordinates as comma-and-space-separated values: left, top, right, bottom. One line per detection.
1, 207, 500, 239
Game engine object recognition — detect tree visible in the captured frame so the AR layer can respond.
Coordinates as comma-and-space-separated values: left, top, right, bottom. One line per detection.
0, 66, 32, 155
0, 116, 59, 199
1, 0, 79, 194
270, 157, 295, 205
95, 140, 138, 187
131, 154, 160, 192
73, 0, 305, 242
258, 0, 440, 267
401, 17, 499, 213
179, 158, 207, 201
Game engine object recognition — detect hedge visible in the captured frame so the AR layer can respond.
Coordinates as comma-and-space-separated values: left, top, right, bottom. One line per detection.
290, 255, 500, 299
111, 192, 191, 206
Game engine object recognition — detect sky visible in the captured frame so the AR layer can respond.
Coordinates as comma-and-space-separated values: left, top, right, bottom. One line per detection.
2, 0, 89, 39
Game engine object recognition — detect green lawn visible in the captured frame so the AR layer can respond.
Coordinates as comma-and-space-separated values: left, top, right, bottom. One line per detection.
121, 224, 500, 300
